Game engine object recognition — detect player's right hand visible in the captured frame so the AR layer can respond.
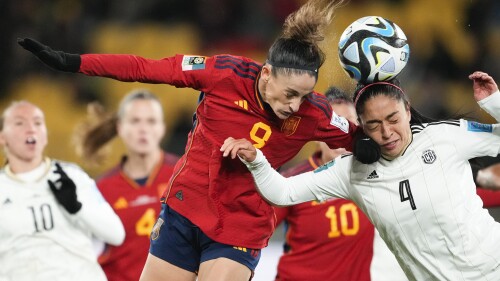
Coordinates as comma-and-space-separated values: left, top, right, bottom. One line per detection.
17, 38, 81, 72
220, 137, 257, 162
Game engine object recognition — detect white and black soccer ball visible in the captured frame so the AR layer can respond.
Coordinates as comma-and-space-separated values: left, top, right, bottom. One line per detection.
338, 16, 410, 84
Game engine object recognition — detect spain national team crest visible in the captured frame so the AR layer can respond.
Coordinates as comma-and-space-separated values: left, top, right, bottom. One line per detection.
421, 149, 436, 164
151, 218, 164, 241
281, 116, 301, 136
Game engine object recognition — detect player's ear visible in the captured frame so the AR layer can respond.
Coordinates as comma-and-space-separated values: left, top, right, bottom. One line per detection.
261, 64, 272, 82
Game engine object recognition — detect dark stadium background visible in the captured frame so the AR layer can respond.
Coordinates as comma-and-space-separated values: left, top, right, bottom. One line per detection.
2, 0, 499, 278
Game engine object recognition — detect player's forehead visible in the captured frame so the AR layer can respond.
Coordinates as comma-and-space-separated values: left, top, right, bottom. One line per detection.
276, 72, 316, 93
3, 101, 45, 121
360, 95, 405, 122
121, 98, 163, 118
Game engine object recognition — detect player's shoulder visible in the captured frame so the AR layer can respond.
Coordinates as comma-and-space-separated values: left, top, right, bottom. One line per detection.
0, 168, 8, 182
303, 92, 333, 120
162, 151, 180, 166
211, 54, 262, 81
51, 159, 88, 176
96, 164, 122, 184
314, 153, 354, 174
411, 119, 462, 135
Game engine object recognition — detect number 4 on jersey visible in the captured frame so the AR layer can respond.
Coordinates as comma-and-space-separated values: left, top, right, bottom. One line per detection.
399, 179, 417, 210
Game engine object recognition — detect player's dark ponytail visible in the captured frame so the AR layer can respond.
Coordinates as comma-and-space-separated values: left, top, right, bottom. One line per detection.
266, 0, 345, 79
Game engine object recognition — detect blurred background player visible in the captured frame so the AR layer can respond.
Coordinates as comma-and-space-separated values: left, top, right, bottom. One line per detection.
74, 90, 179, 281
0, 101, 124, 281
17, 0, 358, 280
274, 87, 407, 281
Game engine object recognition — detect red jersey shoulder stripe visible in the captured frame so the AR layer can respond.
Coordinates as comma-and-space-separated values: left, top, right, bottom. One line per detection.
216, 55, 261, 72
214, 55, 261, 80
306, 93, 333, 120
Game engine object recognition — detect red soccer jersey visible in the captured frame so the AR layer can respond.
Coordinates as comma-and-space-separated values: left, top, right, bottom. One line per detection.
274, 152, 374, 281
80, 53, 358, 248
96, 152, 179, 281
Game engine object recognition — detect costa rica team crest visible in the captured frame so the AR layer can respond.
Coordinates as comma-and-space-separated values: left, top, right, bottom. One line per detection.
421, 149, 436, 164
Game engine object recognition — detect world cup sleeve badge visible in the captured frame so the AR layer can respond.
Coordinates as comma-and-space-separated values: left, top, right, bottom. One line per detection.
182, 55, 207, 71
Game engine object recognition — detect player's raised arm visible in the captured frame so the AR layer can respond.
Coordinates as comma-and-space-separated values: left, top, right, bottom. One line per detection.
18, 38, 81, 72
221, 137, 344, 206
17, 37, 213, 90
473, 72, 500, 123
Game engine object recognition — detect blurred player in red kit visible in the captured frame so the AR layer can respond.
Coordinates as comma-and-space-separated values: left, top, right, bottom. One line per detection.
75, 90, 178, 281
18, 0, 358, 279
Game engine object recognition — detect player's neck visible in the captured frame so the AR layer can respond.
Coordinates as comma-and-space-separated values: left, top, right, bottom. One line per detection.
7, 155, 44, 174
257, 76, 268, 103
122, 149, 162, 179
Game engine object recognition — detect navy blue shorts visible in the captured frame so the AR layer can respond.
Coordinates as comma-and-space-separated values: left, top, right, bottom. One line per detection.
149, 203, 261, 273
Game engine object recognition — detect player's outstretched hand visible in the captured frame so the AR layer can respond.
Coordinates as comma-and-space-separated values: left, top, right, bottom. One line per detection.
48, 162, 82, 214
476, 163, 500, 191
469, 71, 499, 101
17, 38, 81, 72
220, 137, 257, 162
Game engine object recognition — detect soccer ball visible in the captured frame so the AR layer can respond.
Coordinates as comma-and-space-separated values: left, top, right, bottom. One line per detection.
338, 16, 410, 84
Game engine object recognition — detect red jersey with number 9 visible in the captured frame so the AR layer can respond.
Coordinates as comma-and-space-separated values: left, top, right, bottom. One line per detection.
96, 152, 179, 281
80, 53, 358, 249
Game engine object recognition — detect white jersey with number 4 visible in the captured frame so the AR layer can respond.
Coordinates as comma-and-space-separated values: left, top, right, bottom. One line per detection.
0, 159, 125, 281
243, 92, 500, 281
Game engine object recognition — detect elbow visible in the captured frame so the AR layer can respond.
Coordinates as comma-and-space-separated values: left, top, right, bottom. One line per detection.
106, 223, 126, 246
100, 212, 126, 246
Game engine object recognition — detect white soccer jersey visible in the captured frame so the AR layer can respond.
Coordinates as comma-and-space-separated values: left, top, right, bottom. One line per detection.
0, 159, 125, 281
243, 96, 500, 280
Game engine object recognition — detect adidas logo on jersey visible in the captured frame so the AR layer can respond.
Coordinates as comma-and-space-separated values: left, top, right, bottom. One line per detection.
175, 190, 183, 201
2, 198, 12, 205
367, 170, 379, 179
234, 100, 248, 110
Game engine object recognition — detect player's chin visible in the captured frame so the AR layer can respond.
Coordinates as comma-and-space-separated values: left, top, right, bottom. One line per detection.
276, 111, 292, 120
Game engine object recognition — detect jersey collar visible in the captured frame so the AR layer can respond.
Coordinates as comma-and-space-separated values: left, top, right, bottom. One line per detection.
119, 152, 165, 189
5, 157, 52, 183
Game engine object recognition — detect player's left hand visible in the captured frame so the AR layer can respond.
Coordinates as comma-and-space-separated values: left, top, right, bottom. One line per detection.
469, 71, 498, 101
220, 137, 257, 162
48, 162, 82, 214
476, 163, 500, 190
17, 38, 81, 72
